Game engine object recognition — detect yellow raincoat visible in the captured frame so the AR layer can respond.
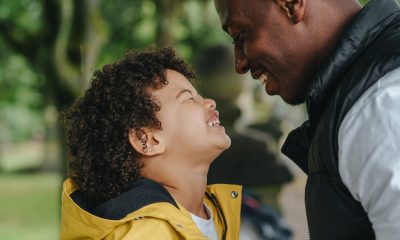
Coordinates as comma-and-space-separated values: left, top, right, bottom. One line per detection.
60, 178, 242, 239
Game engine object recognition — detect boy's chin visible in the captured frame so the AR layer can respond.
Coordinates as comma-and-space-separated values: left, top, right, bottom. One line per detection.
214, 137, 232, 154
223, 136, 232, 150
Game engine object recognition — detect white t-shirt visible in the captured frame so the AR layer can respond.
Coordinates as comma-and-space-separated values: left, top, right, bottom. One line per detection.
190, 203, 218, 240
338, 66, 400, 240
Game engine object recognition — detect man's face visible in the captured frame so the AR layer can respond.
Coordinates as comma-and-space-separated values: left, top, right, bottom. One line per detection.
215, 0, 315, 105
152, 70, 231, 162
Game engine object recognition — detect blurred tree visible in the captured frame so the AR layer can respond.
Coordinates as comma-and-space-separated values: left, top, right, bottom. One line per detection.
0, 0, 107, 107
0, 0, 107, 172
99, 0, 230, 63
0, 46, 43, 143
98, 0, 185, 62
154, 0, 183, 46
0, 0, 229, 173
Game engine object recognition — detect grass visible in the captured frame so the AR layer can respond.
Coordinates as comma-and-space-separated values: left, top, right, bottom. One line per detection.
0, 172, 61, 240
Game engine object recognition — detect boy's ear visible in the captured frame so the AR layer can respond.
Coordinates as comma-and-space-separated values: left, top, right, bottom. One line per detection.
276, 0, 306, 23
128, 129, 165, 156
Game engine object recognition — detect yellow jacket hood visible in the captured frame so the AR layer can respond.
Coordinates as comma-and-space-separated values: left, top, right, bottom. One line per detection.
60, 178, 242, 239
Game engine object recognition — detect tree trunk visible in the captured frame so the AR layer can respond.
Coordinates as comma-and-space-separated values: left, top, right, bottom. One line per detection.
154, 0, 182, 47
0, 0, 107, 176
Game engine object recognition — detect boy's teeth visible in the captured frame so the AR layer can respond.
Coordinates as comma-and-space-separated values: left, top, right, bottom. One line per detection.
207, 118, 220, 127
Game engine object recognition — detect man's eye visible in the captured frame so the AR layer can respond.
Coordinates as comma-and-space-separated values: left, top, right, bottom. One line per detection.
185, 97, 194, 102
232, 33, 243, 46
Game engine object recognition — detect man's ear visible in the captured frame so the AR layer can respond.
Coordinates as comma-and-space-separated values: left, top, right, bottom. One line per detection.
276, 0, 306, 23
128, 129, 165, 156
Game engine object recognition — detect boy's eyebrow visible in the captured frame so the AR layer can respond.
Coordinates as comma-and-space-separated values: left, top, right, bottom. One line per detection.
175, 89, 193, 99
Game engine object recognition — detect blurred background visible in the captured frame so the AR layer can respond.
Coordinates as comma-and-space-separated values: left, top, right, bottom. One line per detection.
0, 0, 381, 239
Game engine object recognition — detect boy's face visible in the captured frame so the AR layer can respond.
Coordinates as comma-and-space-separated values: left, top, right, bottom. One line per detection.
152, 69, 231, 162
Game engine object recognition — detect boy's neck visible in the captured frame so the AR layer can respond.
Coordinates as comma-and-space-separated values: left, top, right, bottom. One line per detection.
143, 157, 211, 219
163, 166, 210, 219
142, 149, 223, 219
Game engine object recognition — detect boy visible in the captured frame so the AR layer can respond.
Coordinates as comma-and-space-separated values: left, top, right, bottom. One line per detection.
60, 48, 242, 239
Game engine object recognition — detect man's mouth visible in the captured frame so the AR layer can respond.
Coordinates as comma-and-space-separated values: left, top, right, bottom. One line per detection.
257, 73, 269, 86
253, 72, 269, 86
207, 111, 221, 127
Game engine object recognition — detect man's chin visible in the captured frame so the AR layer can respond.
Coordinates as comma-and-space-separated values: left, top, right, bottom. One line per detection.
281, 93, 307, 106
286, 99, 306, 106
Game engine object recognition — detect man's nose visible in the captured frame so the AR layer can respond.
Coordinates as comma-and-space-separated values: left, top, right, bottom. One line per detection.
234, 47, 250, 74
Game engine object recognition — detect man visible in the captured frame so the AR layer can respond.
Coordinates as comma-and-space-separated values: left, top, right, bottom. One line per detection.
214, 0, 400, 239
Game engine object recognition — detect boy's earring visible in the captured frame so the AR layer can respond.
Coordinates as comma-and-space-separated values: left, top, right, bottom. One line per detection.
143, 145, 152, 153
141, 139, 148, 152
141, 138, 152, 153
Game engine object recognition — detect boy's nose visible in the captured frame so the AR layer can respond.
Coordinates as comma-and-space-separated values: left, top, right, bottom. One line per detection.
204, 98, 216, 110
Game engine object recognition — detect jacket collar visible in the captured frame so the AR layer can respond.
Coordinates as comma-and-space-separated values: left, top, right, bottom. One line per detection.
306, 0, 400, 125
70, 178, 178, 220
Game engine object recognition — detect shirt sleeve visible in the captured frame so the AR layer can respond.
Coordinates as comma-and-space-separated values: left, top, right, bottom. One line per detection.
338, 68, 400, 240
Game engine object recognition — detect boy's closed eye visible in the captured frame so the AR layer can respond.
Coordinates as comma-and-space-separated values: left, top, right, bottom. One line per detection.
176, 89, 192, 100
176, 89, 202, 102
185, 93, 204, 103
185, 97, 194, 102
181, 92, 194, 102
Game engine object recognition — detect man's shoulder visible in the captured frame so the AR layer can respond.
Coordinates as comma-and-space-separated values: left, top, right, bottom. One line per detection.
344, 66, 400, 121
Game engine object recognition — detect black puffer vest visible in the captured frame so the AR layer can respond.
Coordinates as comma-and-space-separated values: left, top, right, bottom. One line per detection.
281, 0, 400, 239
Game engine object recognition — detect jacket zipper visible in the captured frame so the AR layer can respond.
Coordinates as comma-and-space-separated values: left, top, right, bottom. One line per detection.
206, 192, 227, 240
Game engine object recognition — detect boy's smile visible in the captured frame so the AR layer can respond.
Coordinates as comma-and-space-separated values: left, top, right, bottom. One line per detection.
207, 110, 220, 127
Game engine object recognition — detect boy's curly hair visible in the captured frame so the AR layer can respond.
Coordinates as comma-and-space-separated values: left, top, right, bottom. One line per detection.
62, 47, 196, 206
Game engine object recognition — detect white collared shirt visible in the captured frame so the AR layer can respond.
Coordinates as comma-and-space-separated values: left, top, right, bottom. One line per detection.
339, 66, 400, 240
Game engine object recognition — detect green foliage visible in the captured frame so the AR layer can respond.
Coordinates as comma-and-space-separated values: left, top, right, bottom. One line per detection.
98, 0, 151, 64
98, 0, 230, 64
0, 0, 45, 142
360, 0, 400, 4
176, 0, 231, 62
0, 54, 42, 108
0, 0, 42, 34
0, 39, 44, 142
